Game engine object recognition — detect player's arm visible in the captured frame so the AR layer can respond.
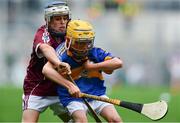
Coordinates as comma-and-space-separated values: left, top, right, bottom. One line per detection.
83, 57, 123, 73
42, 61, 80, 97
38, 43, 71, 74
38, 43, 60, 66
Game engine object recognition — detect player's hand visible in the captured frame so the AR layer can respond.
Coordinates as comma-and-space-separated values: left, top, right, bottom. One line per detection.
83, 60, 94, 70
68, 83, 81, 98
56, 62, 71, 75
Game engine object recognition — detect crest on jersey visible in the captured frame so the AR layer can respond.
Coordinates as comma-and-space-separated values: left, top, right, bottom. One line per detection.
80, 70, 88, 78
42, 28, 50, 43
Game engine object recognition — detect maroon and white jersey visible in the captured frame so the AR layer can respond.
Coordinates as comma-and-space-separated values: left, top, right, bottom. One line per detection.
23, 25, 63, 96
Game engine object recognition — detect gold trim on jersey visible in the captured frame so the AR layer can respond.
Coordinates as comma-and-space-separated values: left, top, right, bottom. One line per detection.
70, 66, 104, 81
71, 66, 84, 80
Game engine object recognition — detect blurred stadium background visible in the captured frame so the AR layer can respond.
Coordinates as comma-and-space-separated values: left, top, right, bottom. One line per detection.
0, 0, 180, 122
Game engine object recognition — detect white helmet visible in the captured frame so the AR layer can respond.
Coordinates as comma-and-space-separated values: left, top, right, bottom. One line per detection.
44, 1, 71, 23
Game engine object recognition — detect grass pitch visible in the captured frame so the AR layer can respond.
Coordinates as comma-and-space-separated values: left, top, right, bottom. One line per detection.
0, 84, 179, 122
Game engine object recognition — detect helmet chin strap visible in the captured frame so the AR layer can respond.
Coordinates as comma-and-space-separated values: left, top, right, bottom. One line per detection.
65, 38, 72, 50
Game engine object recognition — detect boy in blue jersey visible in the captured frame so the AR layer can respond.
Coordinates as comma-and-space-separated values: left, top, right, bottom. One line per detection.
42, 20, 123, 122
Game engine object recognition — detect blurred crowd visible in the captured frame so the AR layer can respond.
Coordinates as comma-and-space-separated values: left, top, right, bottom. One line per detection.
0, 0, 180, 91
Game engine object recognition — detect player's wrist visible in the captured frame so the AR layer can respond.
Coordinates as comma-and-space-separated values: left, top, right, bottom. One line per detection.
90, 63, 102, 70
66, 81, 76, 90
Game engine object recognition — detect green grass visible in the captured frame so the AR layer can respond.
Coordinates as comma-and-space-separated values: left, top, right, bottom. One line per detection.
0, 84, 179, 122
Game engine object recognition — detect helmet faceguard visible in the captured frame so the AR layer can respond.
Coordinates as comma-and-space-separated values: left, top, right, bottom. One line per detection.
65, 20, 95, 60
44, 1, 71, 38
69, 38, 94, 60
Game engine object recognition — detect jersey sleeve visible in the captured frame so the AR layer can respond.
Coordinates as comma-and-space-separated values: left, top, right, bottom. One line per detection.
90, 47, 114, 63
33, 26, 50, 58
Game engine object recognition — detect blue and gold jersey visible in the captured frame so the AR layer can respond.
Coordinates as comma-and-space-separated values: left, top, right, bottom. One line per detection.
56, 43, 114, 106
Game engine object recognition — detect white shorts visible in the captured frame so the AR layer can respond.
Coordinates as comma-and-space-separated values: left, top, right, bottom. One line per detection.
67, 95, 113, 116
22, 94, 68, 115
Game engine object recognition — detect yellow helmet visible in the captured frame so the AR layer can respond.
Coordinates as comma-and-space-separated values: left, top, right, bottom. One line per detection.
66, 20, 95, 59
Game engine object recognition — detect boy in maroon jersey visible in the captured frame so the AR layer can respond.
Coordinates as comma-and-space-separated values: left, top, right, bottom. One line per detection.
22, 1, 80, 122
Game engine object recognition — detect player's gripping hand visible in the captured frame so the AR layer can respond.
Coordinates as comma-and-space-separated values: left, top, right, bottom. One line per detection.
56, 62, 71, 75
83, 60, 94, 70
68, 83, 81, 98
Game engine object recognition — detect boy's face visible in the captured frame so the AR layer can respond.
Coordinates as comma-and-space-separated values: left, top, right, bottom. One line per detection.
71, 39, 93, 52
48, 15, 69, 33
68, 38, 94, 60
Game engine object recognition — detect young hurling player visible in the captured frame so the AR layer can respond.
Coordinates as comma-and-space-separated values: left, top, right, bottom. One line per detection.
42, 19, 123, 122
22, 1, 80, 122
